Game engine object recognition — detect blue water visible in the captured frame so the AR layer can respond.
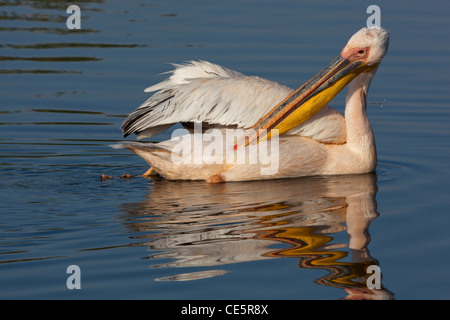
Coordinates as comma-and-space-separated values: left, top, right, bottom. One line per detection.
1, 0, 449, 300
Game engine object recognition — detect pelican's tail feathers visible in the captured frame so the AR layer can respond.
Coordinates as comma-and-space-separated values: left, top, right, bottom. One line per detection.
111, 141, 171, 154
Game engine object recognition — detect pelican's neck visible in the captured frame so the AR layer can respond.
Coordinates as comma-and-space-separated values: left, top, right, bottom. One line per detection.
344, 68, 378, 165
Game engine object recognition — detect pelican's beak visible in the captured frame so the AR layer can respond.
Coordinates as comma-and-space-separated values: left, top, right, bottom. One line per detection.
234, 54, 377, 149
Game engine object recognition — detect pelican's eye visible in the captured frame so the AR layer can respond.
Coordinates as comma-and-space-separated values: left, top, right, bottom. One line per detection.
355, 48, 369, 59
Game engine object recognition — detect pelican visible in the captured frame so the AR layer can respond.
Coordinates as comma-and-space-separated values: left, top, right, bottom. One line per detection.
114, 27, 389, 182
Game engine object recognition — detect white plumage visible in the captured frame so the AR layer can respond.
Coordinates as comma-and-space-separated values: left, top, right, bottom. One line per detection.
116, 27, 390, 182
121, 60, 346, 144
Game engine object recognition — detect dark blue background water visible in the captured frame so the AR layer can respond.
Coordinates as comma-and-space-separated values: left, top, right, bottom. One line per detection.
1, 0, 449, 299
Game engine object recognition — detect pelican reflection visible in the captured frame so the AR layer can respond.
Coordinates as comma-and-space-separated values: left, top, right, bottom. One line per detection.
121, 173, 393, 299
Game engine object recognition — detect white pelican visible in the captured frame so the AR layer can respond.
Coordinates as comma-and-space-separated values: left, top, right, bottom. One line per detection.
114, 27, 389, 182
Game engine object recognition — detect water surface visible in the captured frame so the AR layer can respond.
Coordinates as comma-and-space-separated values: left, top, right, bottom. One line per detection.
1, 0, 449, 300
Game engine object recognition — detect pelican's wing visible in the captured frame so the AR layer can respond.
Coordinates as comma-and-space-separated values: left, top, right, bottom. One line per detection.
121, 60, 346, 143
121, 61, 291, 138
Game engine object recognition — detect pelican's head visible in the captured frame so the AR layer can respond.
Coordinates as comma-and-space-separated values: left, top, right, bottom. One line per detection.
341, 27, 390, 67
236, 27, 390, 148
